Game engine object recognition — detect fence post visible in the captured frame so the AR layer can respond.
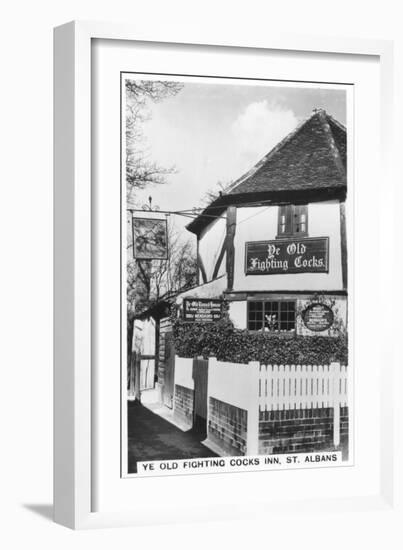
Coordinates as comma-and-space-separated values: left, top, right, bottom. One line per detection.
206, 357, 217, 444
172, 354, 177, 414
246, 361, 260, 456
330, 362, 340, 447
128, 351, 136, 398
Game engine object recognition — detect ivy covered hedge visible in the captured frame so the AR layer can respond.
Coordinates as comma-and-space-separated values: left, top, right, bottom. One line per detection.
172, 317, 348, 365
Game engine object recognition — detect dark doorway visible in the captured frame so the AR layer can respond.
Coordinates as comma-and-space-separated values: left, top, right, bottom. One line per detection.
192, 356, 209, 438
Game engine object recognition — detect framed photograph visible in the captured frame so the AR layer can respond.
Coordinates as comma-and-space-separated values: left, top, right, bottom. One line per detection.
54, 21, 396, 529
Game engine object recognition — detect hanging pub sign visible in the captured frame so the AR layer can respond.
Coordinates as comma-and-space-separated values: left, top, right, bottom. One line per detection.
132, 217, 168, 260
302, 303, 334, 332
183, 298, 223, 323
245, 237, 329, 275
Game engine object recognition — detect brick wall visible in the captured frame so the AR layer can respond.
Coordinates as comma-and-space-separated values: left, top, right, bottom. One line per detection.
208, 397, 247, 456
340, 405, 349, 444
258, 406, 349, 457
173, 384, 194, 428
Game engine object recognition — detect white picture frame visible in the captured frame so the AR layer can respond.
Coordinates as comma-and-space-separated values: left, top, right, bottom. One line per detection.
54, 20, 396, 529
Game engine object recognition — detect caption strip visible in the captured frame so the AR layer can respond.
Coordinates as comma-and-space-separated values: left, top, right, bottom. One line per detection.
136, 451, 343, 477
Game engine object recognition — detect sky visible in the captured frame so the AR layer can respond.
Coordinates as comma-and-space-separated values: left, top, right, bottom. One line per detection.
126, 77, 347, 239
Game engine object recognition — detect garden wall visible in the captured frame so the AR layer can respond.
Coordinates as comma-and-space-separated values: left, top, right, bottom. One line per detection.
171, 356, 349, 459
172, 356, 194, 428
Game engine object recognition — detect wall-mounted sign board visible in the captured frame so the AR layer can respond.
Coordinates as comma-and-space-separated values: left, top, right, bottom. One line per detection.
183, 298, 222, 322
245, 237, 329, 275
302, 303, 334, 332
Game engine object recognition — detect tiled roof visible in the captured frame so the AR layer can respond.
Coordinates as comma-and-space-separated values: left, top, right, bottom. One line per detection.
187, 109, 346, 235
227, 109, 346, 195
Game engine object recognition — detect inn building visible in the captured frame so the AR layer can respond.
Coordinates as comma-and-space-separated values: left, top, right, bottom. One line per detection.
133, 108, 348, 410
176, 108, 347, 337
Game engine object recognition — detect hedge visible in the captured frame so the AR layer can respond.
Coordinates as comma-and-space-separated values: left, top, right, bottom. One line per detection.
172, 318, 348, 365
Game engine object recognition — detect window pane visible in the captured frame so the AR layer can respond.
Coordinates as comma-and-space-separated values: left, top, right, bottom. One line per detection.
250, 301, 296, 332
265, 302, 277, 314
263, 301, 278, 331
279, 302, 295, 330
248, 302, 264, 330
278, 205, 293, 235
292, 205, 308, 234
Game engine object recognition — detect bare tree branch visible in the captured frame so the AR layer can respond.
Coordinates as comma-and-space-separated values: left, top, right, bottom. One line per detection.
199, 180, 232, 207
125, 79, 183, 197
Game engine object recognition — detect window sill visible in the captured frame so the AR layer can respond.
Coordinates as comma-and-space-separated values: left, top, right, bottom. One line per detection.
247, 330, 296, 337
275, 234, 309, 240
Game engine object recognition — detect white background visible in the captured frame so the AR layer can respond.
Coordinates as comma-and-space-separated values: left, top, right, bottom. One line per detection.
95, 41, 367, 510
0, 0, 402, 548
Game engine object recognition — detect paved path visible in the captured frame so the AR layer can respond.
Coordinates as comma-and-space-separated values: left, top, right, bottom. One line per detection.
127, 401, 216, 473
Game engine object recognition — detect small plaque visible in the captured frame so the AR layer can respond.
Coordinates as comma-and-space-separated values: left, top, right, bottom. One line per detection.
302, 303, 334, 332
183, 299, 222, 323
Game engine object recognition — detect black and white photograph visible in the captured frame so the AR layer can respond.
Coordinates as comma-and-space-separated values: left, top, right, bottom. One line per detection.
2, 0, 398, 541
121, 74, 351, 477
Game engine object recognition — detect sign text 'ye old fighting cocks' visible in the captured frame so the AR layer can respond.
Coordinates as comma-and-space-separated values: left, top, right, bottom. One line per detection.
245, 237, 329, 275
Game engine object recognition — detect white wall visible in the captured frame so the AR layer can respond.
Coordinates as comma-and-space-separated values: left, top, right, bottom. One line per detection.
234, 201, 343, 291
198, 214, 227, 281
174, 356, 195, 390
208, 358, 259, 411
208, 357, 260, 454
132, 318, 156, 355
229, 301, 247, 329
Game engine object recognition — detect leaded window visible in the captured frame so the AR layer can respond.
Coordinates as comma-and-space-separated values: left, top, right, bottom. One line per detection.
247, 300, 296, 333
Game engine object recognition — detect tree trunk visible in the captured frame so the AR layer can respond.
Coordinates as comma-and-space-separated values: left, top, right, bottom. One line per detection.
127, 315, 135, 394
134, 354, 141, 402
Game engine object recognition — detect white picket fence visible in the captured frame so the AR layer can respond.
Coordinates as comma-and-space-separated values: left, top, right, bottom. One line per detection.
258, 363, 348, 410
258, 363, 348, 446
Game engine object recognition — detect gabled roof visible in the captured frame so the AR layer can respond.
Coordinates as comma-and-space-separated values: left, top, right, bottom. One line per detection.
187, 109, 346, 235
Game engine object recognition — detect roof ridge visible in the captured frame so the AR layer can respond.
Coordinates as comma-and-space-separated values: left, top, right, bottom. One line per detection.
226, 109, 326, 195
317, 110, 346, 180
326, 112, 346, 132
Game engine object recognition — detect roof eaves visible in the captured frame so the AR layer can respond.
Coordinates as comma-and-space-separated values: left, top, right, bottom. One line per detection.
185, 196, 227, 234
